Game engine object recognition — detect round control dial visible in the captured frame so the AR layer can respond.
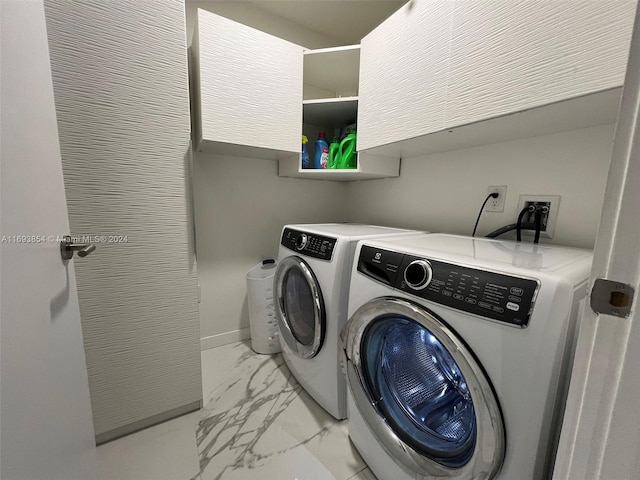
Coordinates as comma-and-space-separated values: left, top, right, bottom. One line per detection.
404, 259, 433, 290
295, 233, 308, 251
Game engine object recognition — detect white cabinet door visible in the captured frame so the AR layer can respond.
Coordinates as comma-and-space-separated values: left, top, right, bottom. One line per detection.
196, 9, 303, 154
357, 0, 453, 151
447, 0, 635, 128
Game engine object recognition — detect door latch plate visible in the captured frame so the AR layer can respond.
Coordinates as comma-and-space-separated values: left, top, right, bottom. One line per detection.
590, 278, 634, 318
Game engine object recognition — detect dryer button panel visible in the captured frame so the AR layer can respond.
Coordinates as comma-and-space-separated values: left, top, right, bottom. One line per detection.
281, 228, 336, 261
396, 255, 539, 327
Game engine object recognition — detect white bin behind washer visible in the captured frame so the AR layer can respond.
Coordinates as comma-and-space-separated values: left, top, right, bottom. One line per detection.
247, 259, 280, 354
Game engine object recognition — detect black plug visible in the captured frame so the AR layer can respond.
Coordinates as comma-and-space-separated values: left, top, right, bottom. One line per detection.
473, 191, 501, 237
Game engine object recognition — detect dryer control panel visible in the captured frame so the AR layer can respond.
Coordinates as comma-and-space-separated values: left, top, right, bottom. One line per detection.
358, 245, 539, 327
281, 228, 336, 261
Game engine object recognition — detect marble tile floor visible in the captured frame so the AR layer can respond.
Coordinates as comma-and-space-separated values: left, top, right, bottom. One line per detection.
96, 409, 201, 480
96, 341, 377, 480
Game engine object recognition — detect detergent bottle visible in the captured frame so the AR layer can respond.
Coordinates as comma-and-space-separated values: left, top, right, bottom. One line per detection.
328, 138, 340, 169
337, 131, 357, 169
314, 132, 329, 169
301, 135, 310, 169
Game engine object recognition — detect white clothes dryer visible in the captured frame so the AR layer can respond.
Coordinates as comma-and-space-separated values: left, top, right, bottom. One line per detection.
341, 234, 592, 479
274, 224, 423, 420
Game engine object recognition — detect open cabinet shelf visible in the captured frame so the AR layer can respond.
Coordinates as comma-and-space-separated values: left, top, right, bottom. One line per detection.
303, 45, 360, 100
279, 151, 400, 181
295, 44, 373, 181
303, 97, 358, 129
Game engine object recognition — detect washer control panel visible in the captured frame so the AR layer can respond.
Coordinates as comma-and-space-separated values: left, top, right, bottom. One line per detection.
281, 228, 336, 261
358, 245, 539, 327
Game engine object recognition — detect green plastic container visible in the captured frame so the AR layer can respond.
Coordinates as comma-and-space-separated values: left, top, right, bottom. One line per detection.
336, 132, 357, 169
328, 140, 340, 169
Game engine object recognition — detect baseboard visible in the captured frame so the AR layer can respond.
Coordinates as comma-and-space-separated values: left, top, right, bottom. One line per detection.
95, 400, 201, 445
200, 328, 250, 351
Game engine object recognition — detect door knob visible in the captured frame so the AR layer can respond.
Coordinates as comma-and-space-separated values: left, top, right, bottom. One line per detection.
60, 235, 96, 260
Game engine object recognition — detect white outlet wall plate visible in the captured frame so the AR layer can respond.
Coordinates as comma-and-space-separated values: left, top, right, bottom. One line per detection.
486, 185, 507, 212
518, 195, 561, 238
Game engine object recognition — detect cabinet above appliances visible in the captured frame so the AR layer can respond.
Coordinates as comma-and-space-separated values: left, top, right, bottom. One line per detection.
190, 1, 635, 178
357, 0, 635, 157
191, 9, 400, 181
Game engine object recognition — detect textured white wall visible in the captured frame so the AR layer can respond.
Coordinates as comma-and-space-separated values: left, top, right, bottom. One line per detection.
347, 125, 615, 249
193, 153, 349, 344
44, 0, 202, 439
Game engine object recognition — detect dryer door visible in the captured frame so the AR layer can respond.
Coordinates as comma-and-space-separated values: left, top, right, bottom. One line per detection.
342, 297, 505, 479
274, 256, 325, 359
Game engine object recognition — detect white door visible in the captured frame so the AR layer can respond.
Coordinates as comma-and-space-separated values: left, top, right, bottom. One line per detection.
274, 256, 326, 359
342, 297, 504, 479
553, 5, 640, 480
0, 2, 98, 479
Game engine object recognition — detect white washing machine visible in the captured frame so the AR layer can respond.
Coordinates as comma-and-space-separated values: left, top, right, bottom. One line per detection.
274, 224, 423, 420
341, 234, 592, 479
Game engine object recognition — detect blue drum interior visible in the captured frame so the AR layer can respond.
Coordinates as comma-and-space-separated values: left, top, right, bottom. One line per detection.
362, 316, 476, 468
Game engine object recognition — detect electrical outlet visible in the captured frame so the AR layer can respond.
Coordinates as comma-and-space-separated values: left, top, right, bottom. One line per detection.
518, 195, 561, 238
486, 186, 507, 212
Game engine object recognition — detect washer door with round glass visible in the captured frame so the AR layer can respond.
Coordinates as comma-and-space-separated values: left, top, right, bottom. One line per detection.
274, 256, 325, 359
342, 297, 505, 479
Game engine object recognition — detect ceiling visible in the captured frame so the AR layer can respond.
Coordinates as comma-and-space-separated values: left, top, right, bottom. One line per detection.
190, 1, 408, 46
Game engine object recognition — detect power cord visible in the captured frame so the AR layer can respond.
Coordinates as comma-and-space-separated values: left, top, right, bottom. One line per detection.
485, 223, 537, 238
516, 205, 535, 242
533, 207, 542, 244
488, 203, 546, 241
472, 192, 499, 237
